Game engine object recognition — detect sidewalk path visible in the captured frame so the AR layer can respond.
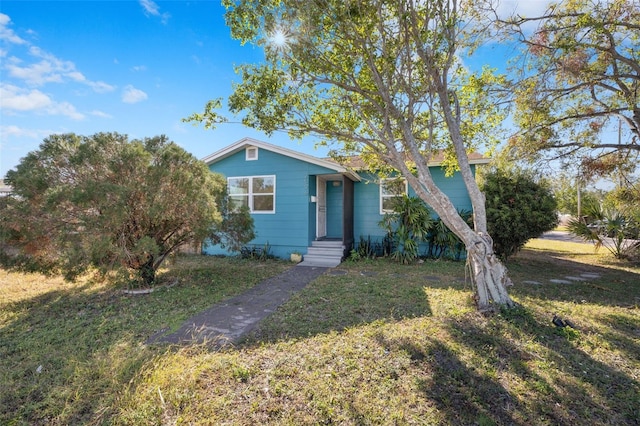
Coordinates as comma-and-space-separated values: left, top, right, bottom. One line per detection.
147, 265, 328, 346
540, 230, 588, 244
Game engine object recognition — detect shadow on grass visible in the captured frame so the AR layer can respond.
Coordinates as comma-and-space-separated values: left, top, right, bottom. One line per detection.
0, 285, 161, 425
508, 248, 640, 307
371, 305, 639, 425
446, 307, 639, 425
0, 256, 291, 425
240, 264, 435, 345
237, 255, 639, 424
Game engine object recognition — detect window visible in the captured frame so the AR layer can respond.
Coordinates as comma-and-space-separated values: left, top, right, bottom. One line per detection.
380, 178, 407, 214
228, 175, 275, 213
246, 147, 258, 161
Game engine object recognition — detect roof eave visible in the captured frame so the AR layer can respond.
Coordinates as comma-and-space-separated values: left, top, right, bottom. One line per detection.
201, 138, 361, 181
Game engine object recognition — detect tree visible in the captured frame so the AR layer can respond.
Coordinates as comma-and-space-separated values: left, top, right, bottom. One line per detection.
1, 132, 254, 286
191, 0, 515, 309
482, 168, 558, 261
502, 0, 640, 173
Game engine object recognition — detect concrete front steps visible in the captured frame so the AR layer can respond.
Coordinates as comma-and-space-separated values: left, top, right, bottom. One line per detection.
299, 240, 344, 267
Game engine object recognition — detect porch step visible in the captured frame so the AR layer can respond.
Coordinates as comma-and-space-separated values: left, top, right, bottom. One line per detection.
299, 240, 344, 267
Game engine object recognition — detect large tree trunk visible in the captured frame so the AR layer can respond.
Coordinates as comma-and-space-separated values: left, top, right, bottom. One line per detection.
467, 233, 514, 309
394, 139, 516, 311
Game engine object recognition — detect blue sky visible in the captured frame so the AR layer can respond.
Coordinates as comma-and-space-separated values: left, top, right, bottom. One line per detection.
0, 0, 316, 177
0, 0, 550, 178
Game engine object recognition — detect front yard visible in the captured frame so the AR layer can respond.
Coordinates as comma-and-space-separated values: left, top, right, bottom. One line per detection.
1, 240, 638, 425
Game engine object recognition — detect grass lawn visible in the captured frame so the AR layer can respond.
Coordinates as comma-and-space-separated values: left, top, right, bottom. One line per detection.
1, 240, 639, 425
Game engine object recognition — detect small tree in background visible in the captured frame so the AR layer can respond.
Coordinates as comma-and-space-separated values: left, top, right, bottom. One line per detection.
1, 132, 254, 287
568, 203, 640, 260
482, 169, 558, 261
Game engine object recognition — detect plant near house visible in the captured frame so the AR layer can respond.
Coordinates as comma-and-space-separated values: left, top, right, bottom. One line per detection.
426, 210, 472, 260
241, 242, 273, 261
350, 235, 379, 261
0, 132, 254, 287
379, 195, 433, 264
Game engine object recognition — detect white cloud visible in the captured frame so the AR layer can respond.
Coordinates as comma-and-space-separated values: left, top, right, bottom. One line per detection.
88, 81, 116, 93
139, 0, 170, 24
90, 110, 112, 118
131, 65, 147, 72
48, 101, 84, 120
0, 13, 27, 45
0, 125, 51, 139
0, 83, 84, 120
0, 83, 52, 110
122, 85, 148, 103
1, 22, 115, 94
4, 46, 116, 94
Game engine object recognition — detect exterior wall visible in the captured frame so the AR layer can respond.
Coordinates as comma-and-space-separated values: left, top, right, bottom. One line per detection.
204, 143, 479, 260
352, 166, 475, 244
203, 147, 337, 258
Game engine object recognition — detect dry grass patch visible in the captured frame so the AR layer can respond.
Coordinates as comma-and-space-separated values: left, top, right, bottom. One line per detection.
0, 256, 289, 425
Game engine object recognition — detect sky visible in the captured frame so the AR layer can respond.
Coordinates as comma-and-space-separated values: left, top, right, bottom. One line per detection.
0, 0, 551, 178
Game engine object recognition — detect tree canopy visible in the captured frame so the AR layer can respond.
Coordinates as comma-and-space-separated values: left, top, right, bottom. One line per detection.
502, 0, 639, 175
189, 0, 515, 309
1, 132, 254, 286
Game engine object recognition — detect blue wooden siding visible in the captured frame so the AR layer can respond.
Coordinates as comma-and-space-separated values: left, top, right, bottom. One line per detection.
203, 148, 338, 258
352, 167, 475, 243
204, 143, 478, 260
307, 176, 317, 242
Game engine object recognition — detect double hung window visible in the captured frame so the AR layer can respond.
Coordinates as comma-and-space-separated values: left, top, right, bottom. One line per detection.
380, 178, 407, 214
228, 176, 275, 213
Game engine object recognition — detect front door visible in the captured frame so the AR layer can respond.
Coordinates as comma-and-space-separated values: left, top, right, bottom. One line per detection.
325, 179, 343, 238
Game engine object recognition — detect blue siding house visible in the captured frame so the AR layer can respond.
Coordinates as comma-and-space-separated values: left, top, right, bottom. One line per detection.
202, 138, 488, 266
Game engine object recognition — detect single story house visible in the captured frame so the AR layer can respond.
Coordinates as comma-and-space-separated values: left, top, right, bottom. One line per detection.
202, 137, 489, 266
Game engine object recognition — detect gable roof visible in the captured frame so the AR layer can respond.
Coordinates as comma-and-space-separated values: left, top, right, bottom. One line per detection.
202, 137, 362, 181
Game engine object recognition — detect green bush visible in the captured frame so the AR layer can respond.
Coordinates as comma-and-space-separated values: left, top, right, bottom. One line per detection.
379, 195, 433, 264
482, 168, 558, 261
426, 210, 472, 260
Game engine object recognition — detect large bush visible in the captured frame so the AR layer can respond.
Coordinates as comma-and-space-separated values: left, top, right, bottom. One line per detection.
1, 132, 254, 286
482, 169, 558, 261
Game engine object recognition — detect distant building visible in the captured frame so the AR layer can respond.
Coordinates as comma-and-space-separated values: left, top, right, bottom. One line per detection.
0, 180, 11, 197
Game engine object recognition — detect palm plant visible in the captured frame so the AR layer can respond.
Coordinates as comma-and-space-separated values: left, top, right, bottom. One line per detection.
567, 206, 640, 259
379, 195, 433, 264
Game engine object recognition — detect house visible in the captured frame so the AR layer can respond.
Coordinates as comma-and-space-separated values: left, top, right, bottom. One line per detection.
0, 180, 11, 197
202, 137, 489, 266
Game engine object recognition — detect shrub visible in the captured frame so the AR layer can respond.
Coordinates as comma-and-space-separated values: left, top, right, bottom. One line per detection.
379, 195, 433, 264
482, 168, 558, 261
426, 210, 472, 260
567, 206, 640, 259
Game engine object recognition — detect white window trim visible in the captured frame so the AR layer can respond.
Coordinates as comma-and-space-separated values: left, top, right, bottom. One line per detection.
245, 146, 258, 161
228, 175, 276, 214
379, 178, 408, 214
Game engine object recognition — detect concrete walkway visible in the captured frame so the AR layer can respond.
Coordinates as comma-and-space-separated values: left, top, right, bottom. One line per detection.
540, 230, 588, 244
147, 265, 328, 347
